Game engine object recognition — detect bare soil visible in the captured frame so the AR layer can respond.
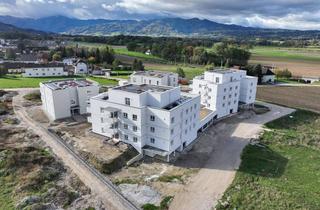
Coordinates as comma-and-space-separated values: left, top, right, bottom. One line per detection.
257, 86, 320, 113
0, 90, 105, 210
250, 56, 320, 77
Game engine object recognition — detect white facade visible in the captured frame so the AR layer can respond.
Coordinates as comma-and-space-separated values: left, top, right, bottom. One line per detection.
262, 75, 275, 84
192, 69, 257, 118
40, 79, 99, 121
130, 71, 179, 87
74, 61, 88, 75
23, 65, 67, 77
88, 84, 200, 156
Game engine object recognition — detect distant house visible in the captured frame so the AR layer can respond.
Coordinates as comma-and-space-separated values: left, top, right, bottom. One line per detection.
301, 76, 320, 84
16, 54, 38, 63
22, 63, 67, 77
261, 68, 275, 84
74, 60, 88, 75
145, 49, 152, 55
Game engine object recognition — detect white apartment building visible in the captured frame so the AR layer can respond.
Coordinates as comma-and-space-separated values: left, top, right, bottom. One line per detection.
88, 84, 200, 158
192, 69, 257, 118
22, 64, 67, 77
130, 71, 179, 87
40, 79, 99, 121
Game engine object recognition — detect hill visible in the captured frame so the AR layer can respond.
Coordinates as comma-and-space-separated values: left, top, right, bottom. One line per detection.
0, 15, 319, 38
0, 21, 49, 39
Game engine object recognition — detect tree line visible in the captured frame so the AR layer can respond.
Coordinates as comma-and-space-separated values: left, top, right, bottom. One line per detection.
48, 46, 115, 65
127, 41, 251, 67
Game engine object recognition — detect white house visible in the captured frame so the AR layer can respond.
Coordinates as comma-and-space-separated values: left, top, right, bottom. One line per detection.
261, 68, 276, 84
22, 63, 67, 77
40, 79, 99, 121
192, 69, 257, 118
87, 84, 200, 159
74, 60, 88, 75
130, 71, 179, 87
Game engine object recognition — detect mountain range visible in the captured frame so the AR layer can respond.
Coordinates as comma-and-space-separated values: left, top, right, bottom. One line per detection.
0, 15, 319, 38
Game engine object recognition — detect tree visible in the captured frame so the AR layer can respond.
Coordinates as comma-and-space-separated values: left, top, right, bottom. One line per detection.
176, 67, 185, 78
88, 56, 96, 64
5, 49, 16, 60
127, 42, 138, 51
132, 59, 144, 71
52, 52, 61, 61
112, 59, 121, 70
276, 69, 292, 79
0, 64, 7, 76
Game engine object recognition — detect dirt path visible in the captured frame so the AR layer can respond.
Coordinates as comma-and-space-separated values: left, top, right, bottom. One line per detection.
169, 103, 295, 210
12, 89, 139, 210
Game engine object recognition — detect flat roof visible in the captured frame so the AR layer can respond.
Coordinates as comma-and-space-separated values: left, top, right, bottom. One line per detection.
133, 70, 176, 78
113, 84, 173, 94
42, 79, 94, 90
207, 68, 240, 74
200, 106, 213, 121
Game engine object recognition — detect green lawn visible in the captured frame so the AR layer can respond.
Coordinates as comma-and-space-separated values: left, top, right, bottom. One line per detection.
217, 110, 320, 210
0, 74, 117, 88
250, 46, 320, 62
113, 48, 164, 61
275, 78, 304, 84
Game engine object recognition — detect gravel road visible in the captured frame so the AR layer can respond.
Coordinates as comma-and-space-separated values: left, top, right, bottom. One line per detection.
169, 102, 295, 210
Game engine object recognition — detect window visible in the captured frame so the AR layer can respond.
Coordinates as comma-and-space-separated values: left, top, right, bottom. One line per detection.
216, 77, 220, 83
185, 129, 187, 134
101, 128, 105, 133
170, 140, 174, 145
229, 94, 232, 98
251, 82, 253, 86
123, 112, 128, 118
230, 87, 233, 91
157, 81, 159, 85
133, 137, 138, 142
186, 109, 189, 114
194, 113, 196, 119
199, 84, 202, 88
111, 112, 118, 118
132, 114, 137, 121
150, 138, 155, 144
185, 119, 188, 125
171, 117, 174, 123
171, 129, 174, 134
100, 118, 104, 123
133, 126, 137, 132
224, 88, 227, 92
235, 93, 238, 97
235, 86, 238, 90
124, 135, 128, 140
124, 124, 128, 129
222, 103, 225, 107
194, 104, 197, 109
230, 77, 233, 82
125, 97, 130, 105
223, 96, 226, 100
234, 100, 237, 104
150, 127, 155, 133
208, 88, 212, 92
150, 115, 155, 121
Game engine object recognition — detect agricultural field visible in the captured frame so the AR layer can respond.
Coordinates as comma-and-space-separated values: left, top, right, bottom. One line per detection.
0, 74, 117, 88
250, 46, 320, 77
217, 110, 320, 210
257, 86, 320, 113
145, 63, 205, 80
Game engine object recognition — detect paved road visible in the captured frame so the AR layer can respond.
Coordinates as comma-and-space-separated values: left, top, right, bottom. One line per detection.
169, 102, 295, 210
12, 90, 139, 210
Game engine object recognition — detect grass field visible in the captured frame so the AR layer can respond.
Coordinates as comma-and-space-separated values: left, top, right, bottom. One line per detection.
217, 110, 320, 210
257, 86, 320, 113
145, 63, 205, 80
251, 46, 320, 62
250, 46, 320, 77
0, 74, 117, 89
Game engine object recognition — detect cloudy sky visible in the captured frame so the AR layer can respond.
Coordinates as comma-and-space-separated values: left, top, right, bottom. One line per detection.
1, 0, 320, 30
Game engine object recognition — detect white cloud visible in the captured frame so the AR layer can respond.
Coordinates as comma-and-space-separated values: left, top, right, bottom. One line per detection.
0, 0, 319, 30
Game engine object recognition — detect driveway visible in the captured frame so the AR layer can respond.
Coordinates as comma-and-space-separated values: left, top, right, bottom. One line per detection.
169, 102, 295, 210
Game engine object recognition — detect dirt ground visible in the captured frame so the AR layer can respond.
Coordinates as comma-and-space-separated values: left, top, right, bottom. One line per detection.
257, 86, 320, 113
250, 56, 320, 77
0, 90, 106, 210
